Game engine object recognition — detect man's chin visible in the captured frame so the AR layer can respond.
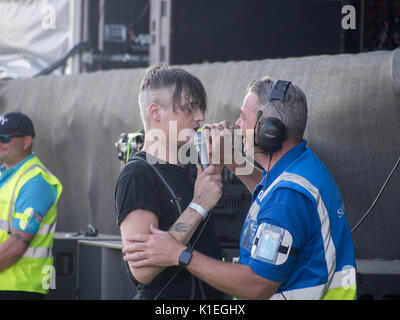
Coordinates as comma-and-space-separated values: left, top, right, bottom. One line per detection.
242, 138, 254, 157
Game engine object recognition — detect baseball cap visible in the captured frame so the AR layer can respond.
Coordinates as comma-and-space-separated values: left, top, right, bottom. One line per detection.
0, 112, 35, 138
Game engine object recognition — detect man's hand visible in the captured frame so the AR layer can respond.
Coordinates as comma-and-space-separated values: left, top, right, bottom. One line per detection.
202, 121, 245, 174
123, 224, 186, 268
192, 164, 223, 212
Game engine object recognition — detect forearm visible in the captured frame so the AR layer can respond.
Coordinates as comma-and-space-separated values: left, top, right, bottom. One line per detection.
168, 207, 203, 244
0, 255, 21, 272
0, 236, 27, 271
186, 250, 277, 300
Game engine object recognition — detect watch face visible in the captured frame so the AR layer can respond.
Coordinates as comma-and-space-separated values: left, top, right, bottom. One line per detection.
179, 249, 193, 267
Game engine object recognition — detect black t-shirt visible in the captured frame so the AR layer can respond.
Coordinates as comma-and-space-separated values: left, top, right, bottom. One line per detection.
114, 151, 224, 300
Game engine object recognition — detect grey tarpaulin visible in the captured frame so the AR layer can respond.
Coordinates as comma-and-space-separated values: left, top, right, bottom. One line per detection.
0, 48, 399, 259
0, 0, 71, 78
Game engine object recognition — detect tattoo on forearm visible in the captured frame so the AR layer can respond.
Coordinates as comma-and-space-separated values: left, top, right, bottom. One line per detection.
11, 233, 31, 246
171, 222, 193, 233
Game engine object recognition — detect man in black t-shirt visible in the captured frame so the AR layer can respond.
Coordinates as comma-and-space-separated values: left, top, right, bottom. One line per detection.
114, 65, 224, 299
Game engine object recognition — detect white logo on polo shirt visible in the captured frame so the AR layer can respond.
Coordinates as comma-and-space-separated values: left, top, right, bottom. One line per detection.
0, 116, 8, 126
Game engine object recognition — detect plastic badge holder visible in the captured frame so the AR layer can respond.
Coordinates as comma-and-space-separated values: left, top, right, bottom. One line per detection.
251, 223, 293, 265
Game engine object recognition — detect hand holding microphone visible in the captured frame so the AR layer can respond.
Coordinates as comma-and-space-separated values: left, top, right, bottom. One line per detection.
192, 164, 223, 215
201, 121, 239, 174
189, 130, 223, 218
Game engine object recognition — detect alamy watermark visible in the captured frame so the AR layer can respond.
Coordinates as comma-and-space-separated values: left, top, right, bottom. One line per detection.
42, 265, 56, 290
341, 5, 356, 30
39, 3, 356, 32
341, 265, 356, 290
41, 1, 56, 30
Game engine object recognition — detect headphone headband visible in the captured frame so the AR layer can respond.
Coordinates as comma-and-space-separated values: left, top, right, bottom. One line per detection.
269, 80, 292, 102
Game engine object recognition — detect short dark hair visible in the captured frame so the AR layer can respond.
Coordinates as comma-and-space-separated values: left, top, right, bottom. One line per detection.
139, 64, 207, 113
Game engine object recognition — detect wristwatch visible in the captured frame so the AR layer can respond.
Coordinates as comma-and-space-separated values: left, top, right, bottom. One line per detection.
178, 247, 193, 268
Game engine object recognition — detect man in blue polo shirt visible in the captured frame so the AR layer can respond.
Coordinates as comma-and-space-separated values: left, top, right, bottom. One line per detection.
0, 112, 62, 300
123, 77, 356, 300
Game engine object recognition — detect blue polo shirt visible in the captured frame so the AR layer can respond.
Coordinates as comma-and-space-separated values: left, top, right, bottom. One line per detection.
239, 140, 356, 294
0, 154, 57, 234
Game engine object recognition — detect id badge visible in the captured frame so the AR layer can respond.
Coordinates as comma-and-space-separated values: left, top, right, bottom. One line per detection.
251, 223, 293, 265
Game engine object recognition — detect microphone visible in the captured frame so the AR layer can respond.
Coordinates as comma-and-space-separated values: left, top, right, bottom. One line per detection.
193, 131, 209, 170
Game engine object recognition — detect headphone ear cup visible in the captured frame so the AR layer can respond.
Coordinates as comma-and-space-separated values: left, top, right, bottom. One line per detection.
256, 118, 286, 154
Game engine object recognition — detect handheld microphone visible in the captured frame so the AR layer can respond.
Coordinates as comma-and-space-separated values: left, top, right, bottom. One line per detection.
193, 131, 209, 170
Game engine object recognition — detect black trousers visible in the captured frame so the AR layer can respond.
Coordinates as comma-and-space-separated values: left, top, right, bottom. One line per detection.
0, 291, 45, 300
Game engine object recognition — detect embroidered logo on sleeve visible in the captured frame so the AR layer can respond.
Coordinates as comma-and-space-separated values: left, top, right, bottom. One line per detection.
19, 207, 34, 230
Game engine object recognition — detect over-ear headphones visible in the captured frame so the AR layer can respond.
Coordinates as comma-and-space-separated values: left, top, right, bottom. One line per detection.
255, 80, 292, 154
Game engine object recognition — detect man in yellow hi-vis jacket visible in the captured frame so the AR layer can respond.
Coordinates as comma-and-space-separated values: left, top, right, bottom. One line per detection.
0, 112, 62, 300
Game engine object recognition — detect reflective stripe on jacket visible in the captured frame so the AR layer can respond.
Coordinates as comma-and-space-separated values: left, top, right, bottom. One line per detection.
0, 155, 62, 294
263, 172, 356, 300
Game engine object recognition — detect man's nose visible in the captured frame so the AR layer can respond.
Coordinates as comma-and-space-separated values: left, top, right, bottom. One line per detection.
194, 109, 205, 122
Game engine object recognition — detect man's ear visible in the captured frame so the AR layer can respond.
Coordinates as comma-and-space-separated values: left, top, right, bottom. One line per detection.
148, 103, 161, 122
23, 136, 33, 151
